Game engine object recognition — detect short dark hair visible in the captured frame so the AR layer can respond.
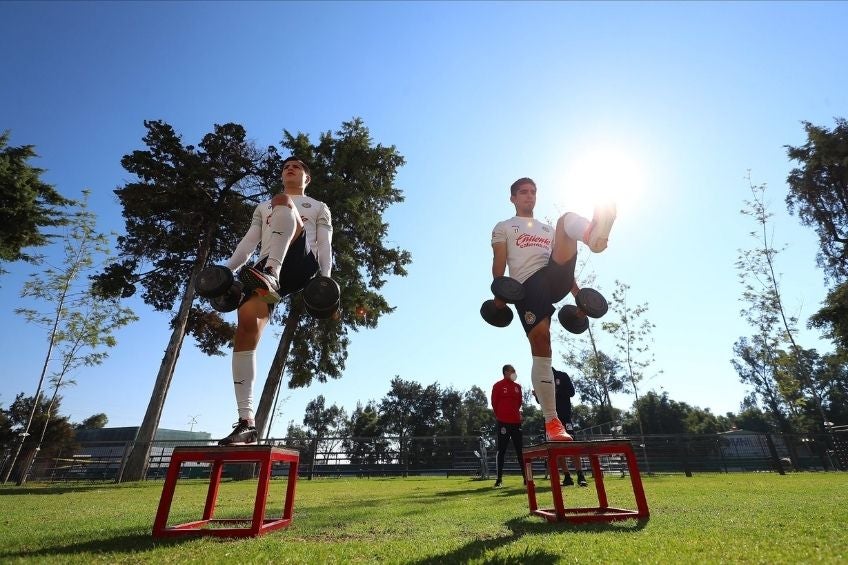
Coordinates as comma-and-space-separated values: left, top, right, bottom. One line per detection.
282, 156, 311, 176
510, 177, 536, 196
502, 364, 515, 376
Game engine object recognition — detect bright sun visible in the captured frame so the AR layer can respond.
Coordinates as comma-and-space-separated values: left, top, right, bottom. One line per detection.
556, 143, 648, 218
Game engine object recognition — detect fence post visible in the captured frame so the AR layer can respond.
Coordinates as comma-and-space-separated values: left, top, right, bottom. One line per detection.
716, 437, 728, 474
764, 434, 785, 475
115, 441, 132, 484
677, 436, 692, 477
479, 436, 488, 480
307, 438, 318, 481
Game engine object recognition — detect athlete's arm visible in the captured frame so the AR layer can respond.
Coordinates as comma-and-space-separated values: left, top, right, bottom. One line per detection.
225, 207, 263, 271
492, 241, 507, 279
316, 204, 333, 277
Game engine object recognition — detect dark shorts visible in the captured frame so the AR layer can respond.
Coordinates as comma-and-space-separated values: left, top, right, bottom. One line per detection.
515, 255, 577, 334
237, 232, 319, 314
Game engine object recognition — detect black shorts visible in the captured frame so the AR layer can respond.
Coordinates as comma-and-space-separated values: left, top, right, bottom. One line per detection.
237, 232, 319, 313
515, 255, 577, 334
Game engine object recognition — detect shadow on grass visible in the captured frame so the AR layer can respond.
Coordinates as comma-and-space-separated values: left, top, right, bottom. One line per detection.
0, 532, 190, 560
412, 516, 648, 564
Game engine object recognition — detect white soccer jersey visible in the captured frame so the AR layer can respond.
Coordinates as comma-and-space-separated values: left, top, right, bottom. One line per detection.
227, 194, 333, 275
491, 216, 554, 283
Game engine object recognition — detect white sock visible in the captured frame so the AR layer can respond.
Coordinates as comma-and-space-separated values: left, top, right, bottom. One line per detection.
531, 356, 557, 421
562, 212, 591, 243
232, 350, 256, 423
266, 206, 298, 278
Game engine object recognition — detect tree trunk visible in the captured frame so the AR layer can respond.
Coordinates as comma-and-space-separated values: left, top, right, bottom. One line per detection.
255, 298, 304, 440
120, 236, 212, 482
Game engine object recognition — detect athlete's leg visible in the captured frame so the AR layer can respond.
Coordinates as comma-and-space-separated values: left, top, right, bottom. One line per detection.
266, 199, 304, 278
495, 423, 509, 486
553, 202, 616, 262
509, 426, 526, 482
228, 296, 270, 427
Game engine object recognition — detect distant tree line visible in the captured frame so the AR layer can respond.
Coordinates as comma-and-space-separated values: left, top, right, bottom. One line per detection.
0, 393, 107, 483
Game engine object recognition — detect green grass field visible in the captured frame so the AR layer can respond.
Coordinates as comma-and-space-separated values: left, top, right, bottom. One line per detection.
1, 472, 846, 564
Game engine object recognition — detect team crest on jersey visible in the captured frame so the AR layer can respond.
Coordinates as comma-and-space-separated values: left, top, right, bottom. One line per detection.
511, 224, 520, 234
301, 202, 312, 208
500, 426, 507, 435
542, 225, 551, 233
524, 311, 536, 325
514, 385, 520, 393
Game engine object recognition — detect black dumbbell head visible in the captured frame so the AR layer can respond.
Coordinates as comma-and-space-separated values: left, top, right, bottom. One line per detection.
196, 265, 234, 298
490, 276, 526, 303
481, 299, 513, 327
210, 281, 244, 312
303, 276, 340, 319
558, 304, 589, 334
575, 287, 608, 318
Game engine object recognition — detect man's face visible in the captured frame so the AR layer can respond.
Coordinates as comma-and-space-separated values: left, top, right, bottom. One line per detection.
510, 182, 536, 213
282, 160, 310, 187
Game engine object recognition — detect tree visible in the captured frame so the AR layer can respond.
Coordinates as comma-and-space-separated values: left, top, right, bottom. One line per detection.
730, 403, 775, 433
462, 386, 495, 437
94, 120, 277, 481
253, 119, 410, 439
809, 282, 848, 351
344, 401, 389, 467
75, 413, 108, 430
734, 176, 826, 431
601, 280, 660, 456
97, 119, 408, 481
3, 191, 136, 484
622, 391, 728, 435
564, 348, 625, 410
302, 395, 347, 464
0, 393, 77, 483
785, 118, 848, 282
0, 131, 73, 267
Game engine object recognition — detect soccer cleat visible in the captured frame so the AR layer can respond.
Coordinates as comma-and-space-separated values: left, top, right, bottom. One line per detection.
545, 418, 574, 442
243, 267, 281, 304
577, 473, 588, 487
562, 473, 574, 487
493, 480, 502, 488
218, 419, 258, 446
585, 201, 617, 253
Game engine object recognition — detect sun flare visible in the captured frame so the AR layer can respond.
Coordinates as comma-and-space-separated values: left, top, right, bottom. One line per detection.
556, 143, 648, 218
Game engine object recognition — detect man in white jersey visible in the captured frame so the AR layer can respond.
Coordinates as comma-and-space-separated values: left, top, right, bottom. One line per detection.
218, 156, 333, 445
490, 177, 614, 442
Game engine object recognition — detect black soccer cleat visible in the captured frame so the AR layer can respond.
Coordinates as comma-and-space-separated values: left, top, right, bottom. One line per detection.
218, 419, 258, 446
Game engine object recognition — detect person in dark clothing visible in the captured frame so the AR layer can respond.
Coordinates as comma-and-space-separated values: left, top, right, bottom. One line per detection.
490, 364, 526, 487
553, 367, 588, 487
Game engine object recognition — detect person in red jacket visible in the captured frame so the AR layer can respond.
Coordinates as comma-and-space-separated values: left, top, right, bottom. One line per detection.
491, 364, 526, 487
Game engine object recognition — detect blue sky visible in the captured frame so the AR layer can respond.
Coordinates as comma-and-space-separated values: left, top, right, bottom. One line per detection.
1, 1, 845, 438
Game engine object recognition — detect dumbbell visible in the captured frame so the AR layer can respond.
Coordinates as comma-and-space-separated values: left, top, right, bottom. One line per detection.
195, 265, 245, 313
557, 287, 608, 334
480, 276, 525, 327
302, 275, 340, 319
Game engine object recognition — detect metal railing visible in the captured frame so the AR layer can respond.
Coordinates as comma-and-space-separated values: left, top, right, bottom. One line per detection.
4, 429, 846, 484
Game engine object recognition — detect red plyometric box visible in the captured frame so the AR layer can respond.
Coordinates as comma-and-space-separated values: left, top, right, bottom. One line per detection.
523, 439, 649, 523
152, 445, 299, 538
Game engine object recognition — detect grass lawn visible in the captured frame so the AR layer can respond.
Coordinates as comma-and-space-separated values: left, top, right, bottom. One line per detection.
1, 472, 846, 564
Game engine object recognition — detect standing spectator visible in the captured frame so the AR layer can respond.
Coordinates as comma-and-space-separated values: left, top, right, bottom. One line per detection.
491, 364, 526, 487
553, 367, 587, 487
